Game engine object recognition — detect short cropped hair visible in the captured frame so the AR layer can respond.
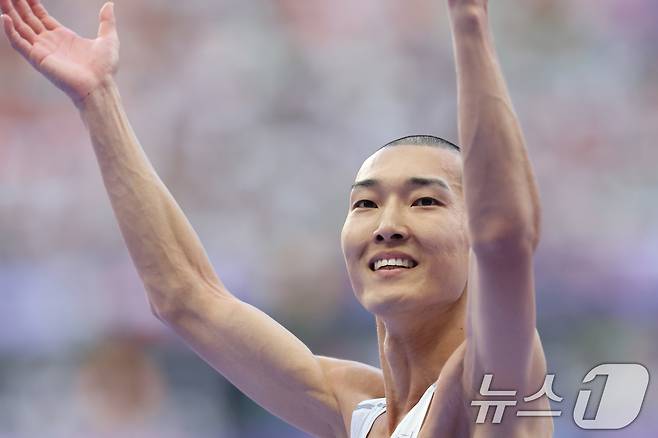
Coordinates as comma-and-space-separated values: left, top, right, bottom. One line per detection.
379, 135, 461, 153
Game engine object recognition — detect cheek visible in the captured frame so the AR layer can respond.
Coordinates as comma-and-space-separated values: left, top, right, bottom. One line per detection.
340, 216, 375, 283
421, 214, 467, 249
340, 217, 363, 265
340, 219, 368, 297
417, 216, 470, 278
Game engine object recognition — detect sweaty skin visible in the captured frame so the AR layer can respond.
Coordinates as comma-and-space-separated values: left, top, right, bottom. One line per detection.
2, 0, 551, 436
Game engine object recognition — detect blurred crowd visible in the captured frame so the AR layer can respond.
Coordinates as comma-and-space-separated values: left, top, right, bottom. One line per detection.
1, 0, 656, 436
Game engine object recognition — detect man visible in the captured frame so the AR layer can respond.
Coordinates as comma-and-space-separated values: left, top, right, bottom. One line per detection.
1, 0, 551, 436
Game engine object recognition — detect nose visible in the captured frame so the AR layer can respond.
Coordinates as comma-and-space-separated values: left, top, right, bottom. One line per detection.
373, 205, 408, 243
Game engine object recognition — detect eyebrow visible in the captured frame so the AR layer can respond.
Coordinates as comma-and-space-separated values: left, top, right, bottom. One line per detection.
350, 177, 451, 191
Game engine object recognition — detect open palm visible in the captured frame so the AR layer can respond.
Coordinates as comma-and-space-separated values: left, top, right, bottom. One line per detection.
1, 0, 119, 104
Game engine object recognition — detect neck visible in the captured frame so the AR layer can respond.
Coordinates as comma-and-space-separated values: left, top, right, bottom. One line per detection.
375, 288, 467, 433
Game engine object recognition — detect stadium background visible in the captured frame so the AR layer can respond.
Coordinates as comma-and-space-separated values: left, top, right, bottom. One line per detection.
1, 0, 656, 436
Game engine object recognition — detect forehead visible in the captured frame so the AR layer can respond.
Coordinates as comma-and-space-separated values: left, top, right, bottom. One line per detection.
354, 145, 462, 188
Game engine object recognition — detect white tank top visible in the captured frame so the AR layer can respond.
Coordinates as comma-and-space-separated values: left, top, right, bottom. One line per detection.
350, 382, 437, 438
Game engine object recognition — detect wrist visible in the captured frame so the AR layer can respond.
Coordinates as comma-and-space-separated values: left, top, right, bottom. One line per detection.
75, 76, 119, 112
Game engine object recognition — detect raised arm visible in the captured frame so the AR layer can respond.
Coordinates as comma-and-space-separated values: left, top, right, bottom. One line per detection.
446, 0, 545, 395
1, 2, 347, 436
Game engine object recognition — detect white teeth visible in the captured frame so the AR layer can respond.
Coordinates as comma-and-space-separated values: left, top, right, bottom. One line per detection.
373, 257, 415, 270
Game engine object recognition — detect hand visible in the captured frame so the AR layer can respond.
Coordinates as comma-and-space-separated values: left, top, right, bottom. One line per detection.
1, 0, 119, 105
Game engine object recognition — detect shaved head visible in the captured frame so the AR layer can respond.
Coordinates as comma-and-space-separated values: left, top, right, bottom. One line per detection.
379, 135, 461, 154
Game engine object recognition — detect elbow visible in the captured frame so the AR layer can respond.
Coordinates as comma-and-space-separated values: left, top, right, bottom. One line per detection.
148, 292, 184, 323
450, 4, 488, 35
144, 281, 191, 323
150, 302, 167, 322
147, 280, 234, 323
470, 218, 540, 258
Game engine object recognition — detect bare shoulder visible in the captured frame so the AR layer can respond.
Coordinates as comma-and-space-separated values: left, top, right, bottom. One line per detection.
317, 356, 385, 434
317, 355, 385, 401
422, 335, 552, 437
463, 329, 548, 396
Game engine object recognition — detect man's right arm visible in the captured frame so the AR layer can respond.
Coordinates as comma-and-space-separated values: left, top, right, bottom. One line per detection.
80, 81, 346, 437
2, 2, 351, 436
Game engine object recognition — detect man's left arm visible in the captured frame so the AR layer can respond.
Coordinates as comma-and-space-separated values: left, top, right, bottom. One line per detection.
447, 1, 545, 395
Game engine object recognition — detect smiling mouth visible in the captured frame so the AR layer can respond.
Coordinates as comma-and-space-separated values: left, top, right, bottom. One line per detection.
369, 258, 419, 271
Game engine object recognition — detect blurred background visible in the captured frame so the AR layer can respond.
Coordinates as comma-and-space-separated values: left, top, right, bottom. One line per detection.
1, 0, 656, 436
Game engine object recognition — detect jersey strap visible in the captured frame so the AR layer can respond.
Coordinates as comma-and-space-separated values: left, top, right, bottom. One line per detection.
350, 383, 437, 438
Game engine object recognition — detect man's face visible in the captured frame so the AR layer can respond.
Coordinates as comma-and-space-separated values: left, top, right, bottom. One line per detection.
341, 145, 470, 316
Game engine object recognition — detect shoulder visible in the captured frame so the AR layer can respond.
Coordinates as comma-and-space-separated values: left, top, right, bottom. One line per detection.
317, 356, 385, 434
459, 332, 554, 436
318, 355, 385, 400
462, 329, 547, 396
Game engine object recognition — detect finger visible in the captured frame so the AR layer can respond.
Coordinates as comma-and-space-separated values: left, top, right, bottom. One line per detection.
1, 14, 33, 57
97, 2, 116, 39
13, 0, 45, 34
26, 0, 60, 31
0, 0, 36, 43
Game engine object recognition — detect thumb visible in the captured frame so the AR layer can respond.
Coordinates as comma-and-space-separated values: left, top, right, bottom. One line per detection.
97, 2, 117, 39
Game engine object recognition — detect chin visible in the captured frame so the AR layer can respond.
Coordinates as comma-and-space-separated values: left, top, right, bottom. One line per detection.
360, 281, 464, 317
357, 285, 427, 317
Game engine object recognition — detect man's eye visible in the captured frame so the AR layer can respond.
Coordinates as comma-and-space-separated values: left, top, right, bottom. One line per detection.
412, 197, 441, 207
353, 199, 377, 209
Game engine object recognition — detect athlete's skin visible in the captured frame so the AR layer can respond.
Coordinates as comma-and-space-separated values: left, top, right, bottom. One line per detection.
1, 0, 552, 437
